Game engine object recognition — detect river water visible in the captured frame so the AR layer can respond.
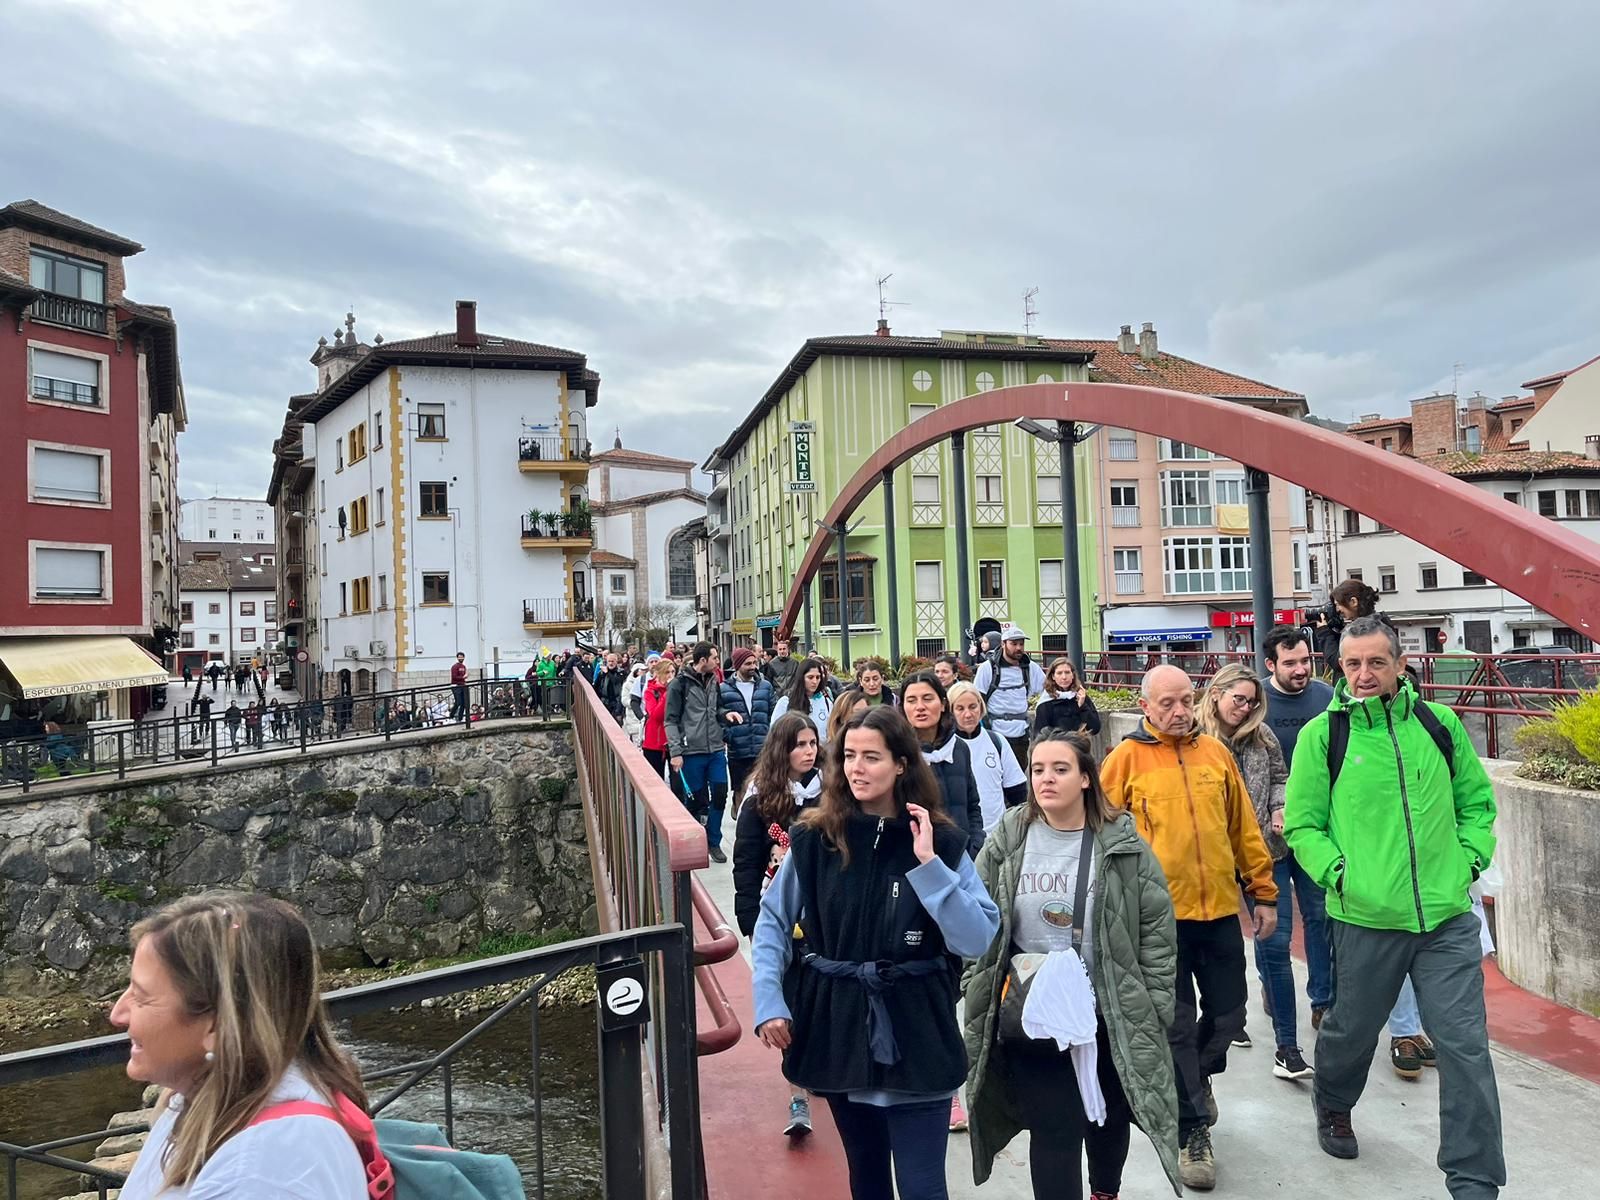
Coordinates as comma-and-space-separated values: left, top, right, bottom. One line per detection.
1, 1005, 600, 1200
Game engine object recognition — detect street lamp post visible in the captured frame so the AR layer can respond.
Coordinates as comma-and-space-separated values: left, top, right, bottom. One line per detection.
290, 508, 312, 701
1015, 418, 1100, 668
1245, 467, 1275, 672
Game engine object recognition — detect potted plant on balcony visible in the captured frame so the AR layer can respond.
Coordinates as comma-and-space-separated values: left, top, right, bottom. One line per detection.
567, 499, 592, 538
525, 507, 546, 539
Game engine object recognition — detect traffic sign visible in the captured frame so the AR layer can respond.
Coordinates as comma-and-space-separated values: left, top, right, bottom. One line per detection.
597, 957, 650, 1031
295, 650, 310, 663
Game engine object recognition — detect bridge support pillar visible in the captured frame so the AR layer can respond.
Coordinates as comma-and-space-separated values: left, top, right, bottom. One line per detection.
882, 469, 900, 669
1060, 421, 1085, 668
952, 432, 973, 661
1246, 467, 1275, 673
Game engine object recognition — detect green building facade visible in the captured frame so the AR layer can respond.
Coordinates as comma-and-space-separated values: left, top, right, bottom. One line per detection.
717, 331, 1101, 668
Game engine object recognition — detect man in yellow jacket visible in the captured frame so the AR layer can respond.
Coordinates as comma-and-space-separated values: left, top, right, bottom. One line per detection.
1101, 664, 1277, 1192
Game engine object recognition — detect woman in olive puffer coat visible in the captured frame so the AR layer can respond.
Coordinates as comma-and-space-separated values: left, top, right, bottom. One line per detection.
962, 729, 1182, 1196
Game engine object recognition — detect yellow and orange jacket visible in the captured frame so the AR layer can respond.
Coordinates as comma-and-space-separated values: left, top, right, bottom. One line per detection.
1100, 720, 1277, 921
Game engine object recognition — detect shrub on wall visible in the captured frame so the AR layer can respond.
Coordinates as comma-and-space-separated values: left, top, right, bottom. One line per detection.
1515, 690, 1600, 790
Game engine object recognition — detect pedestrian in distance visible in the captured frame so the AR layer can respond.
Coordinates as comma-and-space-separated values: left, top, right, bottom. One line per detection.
223, 702, 242, 750
207, 661, 222, 692
853, 660, 896, 708
1099, 664, 1277, 1191
973, 626, 1048, 772
665, 642, 731, 863
772, 656, 835, 740
765, 638, 802, 695
244, 702, 263, 749
641, 658, 680, 789
1195, 664, 1310, 1079
964, 728, 1181, 1199
1284, 616, 1503, 1197
931, 656, 960, 690
182, 664, 193, 687
192, 694, 213, 745
1257, 625, 1337, 1034
449, 652, 470, 720
899, 671, 986, 859
731, 711, 823, 1138
826, 688, 870, 744
1310, 579, 1396, 683
1033, 658, 1102, 738
752, 705, 1000, 1200
110, 894, 375, 1200
720, 647, 775, 807
945, 681, 1027, 833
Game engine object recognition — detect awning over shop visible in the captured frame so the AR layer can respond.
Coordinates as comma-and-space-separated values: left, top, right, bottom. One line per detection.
0, 636, 168, 698
1107, 627, 1214, 644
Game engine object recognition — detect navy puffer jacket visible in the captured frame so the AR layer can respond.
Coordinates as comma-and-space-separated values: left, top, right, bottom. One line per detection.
719, 676, 774, 761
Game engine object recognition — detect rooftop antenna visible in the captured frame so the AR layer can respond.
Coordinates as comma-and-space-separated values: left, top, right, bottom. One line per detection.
1452, 362, 1464, 398
876, 274, 908, 331
1023, 287, 1040, 335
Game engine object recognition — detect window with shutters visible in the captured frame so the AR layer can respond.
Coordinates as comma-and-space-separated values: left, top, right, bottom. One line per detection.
29, 347, 105, 408
914, 561, 943, 602
30, 444, 108, 505
31, 543, 107, 600
1039, 560, 1064, 598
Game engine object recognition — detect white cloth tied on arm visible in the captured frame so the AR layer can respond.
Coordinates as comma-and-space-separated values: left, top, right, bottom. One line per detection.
1020, 947, 1106, 1124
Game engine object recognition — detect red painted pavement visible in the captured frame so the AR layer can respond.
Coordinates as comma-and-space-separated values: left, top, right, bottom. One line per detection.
1256, 901, 1600, 1086
695, 943, 853, 1197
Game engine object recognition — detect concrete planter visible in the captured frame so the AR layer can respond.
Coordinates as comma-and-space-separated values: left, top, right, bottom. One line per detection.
1491, 763, 1600, 1017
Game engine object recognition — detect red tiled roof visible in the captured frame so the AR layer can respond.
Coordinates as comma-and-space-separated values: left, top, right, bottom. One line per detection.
1432, 450, 1600, 478
375, 332, 584, 359
593, 447, 695, 469
1345, 415, 1413, 433
1046, 339, 1305, 402
0, 199, 143, 255
1521, 353, 1600, 390
1491, 395, 1535, 411
591, 550, 637, 567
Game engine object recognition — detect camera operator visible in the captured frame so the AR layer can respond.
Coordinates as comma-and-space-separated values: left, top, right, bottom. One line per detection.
1311, 580, 1396, 680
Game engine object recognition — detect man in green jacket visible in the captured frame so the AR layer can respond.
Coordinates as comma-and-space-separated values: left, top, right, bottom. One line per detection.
1284, 616, 1502, 1199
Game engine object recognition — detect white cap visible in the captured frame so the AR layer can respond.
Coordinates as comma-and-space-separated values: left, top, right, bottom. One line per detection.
1002, 625, 1028, 642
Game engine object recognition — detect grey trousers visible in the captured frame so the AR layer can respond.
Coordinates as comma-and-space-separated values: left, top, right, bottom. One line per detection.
1316, 911, 1505, 1200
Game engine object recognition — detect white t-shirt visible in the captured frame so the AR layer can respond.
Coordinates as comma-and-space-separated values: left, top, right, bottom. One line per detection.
118, 1063, 368, 1200
958, 728, 1027, 832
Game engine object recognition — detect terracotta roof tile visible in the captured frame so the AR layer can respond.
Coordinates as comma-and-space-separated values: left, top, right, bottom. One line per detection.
1490, 395, 1536, 411
1521, 353, 1600, 390
0, 199, 143, 254
591, 550, 637, 567
1431, 450, 1600, 478
592, 447, 695, 469
1047, 339, 1305, 401
375, 332, 584, 359
1344, 415, 1413, 433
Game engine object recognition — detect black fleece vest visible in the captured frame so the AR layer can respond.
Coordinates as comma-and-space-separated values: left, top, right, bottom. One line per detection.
782, 812, 970, 1096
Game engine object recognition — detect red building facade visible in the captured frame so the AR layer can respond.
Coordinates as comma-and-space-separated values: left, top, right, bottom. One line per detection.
0, 200, 183, 719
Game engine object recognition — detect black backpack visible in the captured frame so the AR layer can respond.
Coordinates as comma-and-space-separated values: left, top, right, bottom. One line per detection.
1325, 700, 1455, 786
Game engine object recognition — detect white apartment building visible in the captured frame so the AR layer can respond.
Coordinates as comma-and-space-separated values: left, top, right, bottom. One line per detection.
175, 551, 278, 674
1310, 381, 1600, 655
272, 302, 599, 694
179, 496, 274, 544
587, 439, 708, 648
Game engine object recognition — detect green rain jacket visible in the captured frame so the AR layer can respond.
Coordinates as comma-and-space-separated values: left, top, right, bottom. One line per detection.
962, 808, 1181, 1193
1283, 677, 1496, 933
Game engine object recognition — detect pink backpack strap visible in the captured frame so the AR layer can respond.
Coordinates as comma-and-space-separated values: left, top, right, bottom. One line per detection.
250, 1095, 395, 1199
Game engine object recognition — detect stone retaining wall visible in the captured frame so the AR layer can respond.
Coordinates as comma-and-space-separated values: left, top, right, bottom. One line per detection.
0, 720, 593, 1000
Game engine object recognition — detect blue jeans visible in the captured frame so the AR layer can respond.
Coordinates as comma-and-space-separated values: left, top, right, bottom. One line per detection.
1389, 977, 1423, 1037
678, 752, 729, 850
825, 1096, 950, 1200
1245, 854, 1334, 1048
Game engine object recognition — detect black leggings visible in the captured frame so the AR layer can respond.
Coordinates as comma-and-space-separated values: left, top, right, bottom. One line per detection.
1009, 1019, 1133, 1200
640, 747, 686, 803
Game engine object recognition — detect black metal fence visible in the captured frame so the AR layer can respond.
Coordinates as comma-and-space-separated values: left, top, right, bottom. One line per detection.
0, 923, 699, 1200
517, 434, 591, 464
0, 675, 576, 795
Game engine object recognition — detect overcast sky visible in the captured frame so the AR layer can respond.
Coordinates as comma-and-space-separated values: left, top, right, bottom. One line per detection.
6, 0, 1599, 498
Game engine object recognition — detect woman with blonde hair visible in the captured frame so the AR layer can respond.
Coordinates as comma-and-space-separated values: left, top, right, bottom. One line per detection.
1196, 662, 1305, 1076
964, 729, 1181, 1198
111, 892, 373, 1199
946, 681, 1027, 834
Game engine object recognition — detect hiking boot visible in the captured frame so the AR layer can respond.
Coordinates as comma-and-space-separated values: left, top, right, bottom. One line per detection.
1415, 1032, 1438, 1068
948, 1094, 969, 1131
1311, 1006, 1328, 1032
1315, 1103, 1359, 1159
1274, 1045, 1315, 1081
708, 846, 727, 864
1391, 1036, 1424, 1080
1179, 1125, 1217, 1190
784, 1095, 812, 1138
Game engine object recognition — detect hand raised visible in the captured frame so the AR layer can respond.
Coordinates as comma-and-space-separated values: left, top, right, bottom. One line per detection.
906, 802, 936, 865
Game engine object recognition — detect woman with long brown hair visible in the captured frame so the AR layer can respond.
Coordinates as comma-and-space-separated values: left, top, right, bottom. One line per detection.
732, 711, 823, 1137
111, 892, 372, 1199
964, 729, 1181, 1199
752, 706, 999, 1200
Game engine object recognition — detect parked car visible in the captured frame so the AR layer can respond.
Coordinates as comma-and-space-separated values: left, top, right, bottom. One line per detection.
1496, 645, 1599, 696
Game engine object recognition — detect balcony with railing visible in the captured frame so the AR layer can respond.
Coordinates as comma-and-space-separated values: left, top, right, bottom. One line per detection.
1114, 571, 1144, 595
284, 545, 305, 573
29, 293, 109, 333
1112, 504, 1141, 527
523, 595, 596, 630
517, 434, 592, 472
520, 511, 593, 549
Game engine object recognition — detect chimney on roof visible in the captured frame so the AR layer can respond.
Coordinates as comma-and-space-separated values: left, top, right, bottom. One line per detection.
1117, 324, 1136, 354
1138, 321, 1158, 362
1586, 435, 1600, 462
455, 300, 479, 348
875, 318, 891, 337
1359, 413, 1381, 422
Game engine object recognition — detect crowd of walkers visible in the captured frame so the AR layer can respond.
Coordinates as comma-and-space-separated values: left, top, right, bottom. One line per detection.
660, 619, 1505, 1200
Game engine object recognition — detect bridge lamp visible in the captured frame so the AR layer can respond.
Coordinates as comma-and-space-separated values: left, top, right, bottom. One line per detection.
1012, 420, 1101, 667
